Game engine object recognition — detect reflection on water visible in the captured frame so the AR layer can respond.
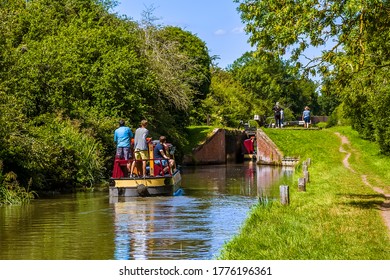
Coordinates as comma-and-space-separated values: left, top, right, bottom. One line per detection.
112, 163, 293, 260
113, 195, 257, 260
0, 163, 293, 260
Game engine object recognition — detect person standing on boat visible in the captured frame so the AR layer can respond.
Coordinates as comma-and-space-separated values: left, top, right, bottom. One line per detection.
114, 119, 133, 172
130, 120, 149, 177
154, 136, 175, 175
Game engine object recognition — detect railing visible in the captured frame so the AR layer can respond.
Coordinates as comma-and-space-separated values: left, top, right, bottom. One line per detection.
112, 157, 173, 178
112, 141, 175, 178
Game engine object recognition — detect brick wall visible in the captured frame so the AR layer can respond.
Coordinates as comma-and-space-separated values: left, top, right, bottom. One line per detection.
182, 129, 246, 165
256, 128, 284, 165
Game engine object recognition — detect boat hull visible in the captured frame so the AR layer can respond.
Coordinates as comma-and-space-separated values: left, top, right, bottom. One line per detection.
244, 153, 256, 161
109, 170, 182, 198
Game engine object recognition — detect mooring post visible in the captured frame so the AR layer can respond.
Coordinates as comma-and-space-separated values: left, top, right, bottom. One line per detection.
298, 177, 306, 192
280, 185, 289, 205
302, 162, 308, 172
304, 170, 310, 183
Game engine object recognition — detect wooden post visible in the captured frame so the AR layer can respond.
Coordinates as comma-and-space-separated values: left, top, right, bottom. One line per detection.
304, 170, 310, 183
302, 162, 308, 172
298, 177, 306, 192
306, 158, 311, 166
280, 185, 289, 205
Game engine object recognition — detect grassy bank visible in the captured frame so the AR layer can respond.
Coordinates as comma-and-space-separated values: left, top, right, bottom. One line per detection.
183, 126, 218, 155
218, 127, 390, 259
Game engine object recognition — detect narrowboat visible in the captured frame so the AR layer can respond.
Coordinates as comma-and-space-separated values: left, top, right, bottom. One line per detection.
109, 141, 182, 197
242, 135, 257, 161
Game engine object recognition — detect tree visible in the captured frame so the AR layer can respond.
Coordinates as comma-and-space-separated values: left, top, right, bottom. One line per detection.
229, 52, 318, 119
137, 10, 212, 125
203, 67, 259, 127
235, 0, 390, 153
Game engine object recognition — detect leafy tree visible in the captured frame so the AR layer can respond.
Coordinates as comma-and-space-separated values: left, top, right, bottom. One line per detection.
133, 10, 212, 153
0, 0, 214, 195
228, 52, 318, 120
203, 67, 259, 127
235, 0, 390, 153
136, 11, 212, 126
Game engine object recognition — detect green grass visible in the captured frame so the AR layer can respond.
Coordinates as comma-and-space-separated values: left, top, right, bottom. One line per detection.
183, 126, 217, 155
329, 126, 390, 194
218, 127, 390, 260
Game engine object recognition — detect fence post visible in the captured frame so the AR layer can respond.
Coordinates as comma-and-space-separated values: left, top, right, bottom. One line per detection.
302, 162, 308, 172
298, 178, 306, 192
304, 170, 310, 183
280, 185, 290, 205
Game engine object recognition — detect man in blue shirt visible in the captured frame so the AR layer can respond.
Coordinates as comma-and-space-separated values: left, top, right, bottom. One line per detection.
302, 106, 311, 129
114, 120, 133, 171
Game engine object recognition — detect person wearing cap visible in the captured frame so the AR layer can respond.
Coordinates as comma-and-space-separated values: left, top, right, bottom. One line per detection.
114, 119, 133, 171
302, 106, 311, 128
272, 102, 283, 128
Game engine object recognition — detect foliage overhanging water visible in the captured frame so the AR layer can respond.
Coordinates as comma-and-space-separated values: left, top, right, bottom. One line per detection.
0, 163, 293, 260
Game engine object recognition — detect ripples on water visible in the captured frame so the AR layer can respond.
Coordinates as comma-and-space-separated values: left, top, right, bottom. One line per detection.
113, 195, 257, 260
0, 163, 292, 260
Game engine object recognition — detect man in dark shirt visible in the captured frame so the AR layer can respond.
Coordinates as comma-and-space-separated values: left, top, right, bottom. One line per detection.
153, 136, 175, 175
272, 102, 283, 128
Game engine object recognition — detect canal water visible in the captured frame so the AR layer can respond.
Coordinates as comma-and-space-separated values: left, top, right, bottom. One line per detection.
0, 163, 293, 260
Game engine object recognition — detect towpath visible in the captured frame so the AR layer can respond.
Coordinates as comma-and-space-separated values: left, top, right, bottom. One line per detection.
335, 132, 390, 235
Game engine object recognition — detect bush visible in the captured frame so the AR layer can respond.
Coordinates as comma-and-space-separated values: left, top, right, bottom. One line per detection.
5, 114, 106, 191
0, 161, 35, 205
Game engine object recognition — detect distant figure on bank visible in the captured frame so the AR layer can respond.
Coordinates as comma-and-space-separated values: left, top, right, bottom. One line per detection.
154, 136, 175, 175
280, 109, 284, 128
302, 106, 311, 128
114, 119, 133, 171
130, 120, 149, 177
272, 102, 283, 128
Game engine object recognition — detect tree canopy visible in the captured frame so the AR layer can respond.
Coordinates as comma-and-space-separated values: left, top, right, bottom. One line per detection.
1, 0, 322, 201
235, 0, 390, 154
0, 0, 211, 193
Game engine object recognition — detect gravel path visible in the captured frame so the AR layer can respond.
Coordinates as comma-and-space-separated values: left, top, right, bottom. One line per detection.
335, 132, 390, 235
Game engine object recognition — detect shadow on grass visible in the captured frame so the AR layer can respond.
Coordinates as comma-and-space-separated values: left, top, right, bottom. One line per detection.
339, 193, 385, 209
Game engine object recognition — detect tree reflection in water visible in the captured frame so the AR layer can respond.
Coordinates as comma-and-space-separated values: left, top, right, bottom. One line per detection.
112, 163, 293, 260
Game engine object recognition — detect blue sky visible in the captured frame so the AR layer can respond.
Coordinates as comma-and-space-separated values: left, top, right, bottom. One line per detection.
114, 0, 254, 69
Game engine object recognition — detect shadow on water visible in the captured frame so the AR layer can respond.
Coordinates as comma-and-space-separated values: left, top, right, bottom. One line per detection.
0, 162, 293, 260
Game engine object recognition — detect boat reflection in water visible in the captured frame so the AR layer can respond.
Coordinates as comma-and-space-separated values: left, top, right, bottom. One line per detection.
244, 160, 294, 199
111, 163, 293, 260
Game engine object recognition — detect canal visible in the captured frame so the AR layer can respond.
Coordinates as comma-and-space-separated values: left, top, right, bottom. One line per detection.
0, 162, 293, 260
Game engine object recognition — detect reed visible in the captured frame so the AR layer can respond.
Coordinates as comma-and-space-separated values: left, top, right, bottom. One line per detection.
0, 161, 35, 205
218, 127, 390, 260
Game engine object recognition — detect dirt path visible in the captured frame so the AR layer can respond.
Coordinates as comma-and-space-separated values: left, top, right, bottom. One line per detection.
335, 132, 390, 235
